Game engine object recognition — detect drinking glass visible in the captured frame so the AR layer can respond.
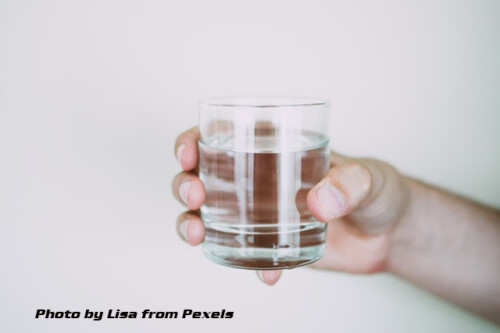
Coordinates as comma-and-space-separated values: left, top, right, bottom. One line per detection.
198, 96, 330, 269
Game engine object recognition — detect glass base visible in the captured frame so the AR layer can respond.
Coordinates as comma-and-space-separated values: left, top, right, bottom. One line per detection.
202, 242, 326, 270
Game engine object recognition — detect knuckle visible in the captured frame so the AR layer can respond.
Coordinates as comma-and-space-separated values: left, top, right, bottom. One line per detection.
343, 162, 372, 190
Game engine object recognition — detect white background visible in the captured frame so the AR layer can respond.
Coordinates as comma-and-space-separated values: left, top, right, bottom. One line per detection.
1, 0, 499, 332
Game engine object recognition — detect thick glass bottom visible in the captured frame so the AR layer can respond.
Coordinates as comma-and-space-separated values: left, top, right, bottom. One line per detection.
202, 242, 326, 270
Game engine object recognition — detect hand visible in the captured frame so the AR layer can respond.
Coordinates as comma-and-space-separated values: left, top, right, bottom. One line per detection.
172, 127, 411, 285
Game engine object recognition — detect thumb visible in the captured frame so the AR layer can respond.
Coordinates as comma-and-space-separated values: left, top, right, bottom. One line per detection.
307, 157, 409, 234
306, 162, 372, 222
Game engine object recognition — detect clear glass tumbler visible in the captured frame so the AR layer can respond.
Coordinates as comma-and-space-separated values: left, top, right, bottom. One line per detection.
198, 96, 330, 270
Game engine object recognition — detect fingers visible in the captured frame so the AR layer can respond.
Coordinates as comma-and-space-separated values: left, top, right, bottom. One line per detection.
174, 126, 284, 281
307, 163, 372, 222
175, 127, 200, 171
256, 270, 282, 286
172, 171, 206, 210
176, 212, 205, 246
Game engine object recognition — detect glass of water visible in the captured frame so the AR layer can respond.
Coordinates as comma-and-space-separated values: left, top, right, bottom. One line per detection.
198, 97, 330, 270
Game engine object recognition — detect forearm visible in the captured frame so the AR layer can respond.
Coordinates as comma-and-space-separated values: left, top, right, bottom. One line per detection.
388, 177, 500, 323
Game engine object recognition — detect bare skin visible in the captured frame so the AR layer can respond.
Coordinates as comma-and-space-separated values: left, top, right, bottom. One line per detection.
172, 127, 500, 324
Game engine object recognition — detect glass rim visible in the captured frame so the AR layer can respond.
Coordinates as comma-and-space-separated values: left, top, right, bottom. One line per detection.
199, 96, 330, 108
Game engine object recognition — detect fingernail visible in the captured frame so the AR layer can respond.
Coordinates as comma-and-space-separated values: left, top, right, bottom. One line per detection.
316, 182, 345, 218
176, 144, 186, 164
179, 180, 191, 205
256, 271, 265, 283
180, 219, 190, 240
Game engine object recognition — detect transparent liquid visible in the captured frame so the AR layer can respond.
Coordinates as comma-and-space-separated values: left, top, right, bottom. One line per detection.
199, 131, 329, 269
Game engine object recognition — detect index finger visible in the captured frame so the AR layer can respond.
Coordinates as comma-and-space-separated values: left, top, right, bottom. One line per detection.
175, 127, 200, 171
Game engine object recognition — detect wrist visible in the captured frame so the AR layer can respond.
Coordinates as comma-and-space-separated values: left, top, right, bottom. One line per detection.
385, 176, 424, 275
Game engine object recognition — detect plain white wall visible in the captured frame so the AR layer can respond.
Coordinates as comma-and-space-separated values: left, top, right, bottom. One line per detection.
1, 0, 499, 332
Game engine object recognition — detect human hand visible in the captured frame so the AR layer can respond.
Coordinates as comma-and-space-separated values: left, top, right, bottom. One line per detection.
172, 127, 410, 285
